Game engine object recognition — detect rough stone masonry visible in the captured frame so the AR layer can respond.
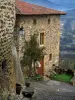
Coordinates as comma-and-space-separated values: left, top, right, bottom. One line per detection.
0, 0, 16, 91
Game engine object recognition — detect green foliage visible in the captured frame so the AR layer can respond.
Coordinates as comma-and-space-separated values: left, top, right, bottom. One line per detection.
49, 70, 57, 79
31, 74, 43, 81
60, 59, 75, 70
52, 74, 73, 83
21, 33, 45, 76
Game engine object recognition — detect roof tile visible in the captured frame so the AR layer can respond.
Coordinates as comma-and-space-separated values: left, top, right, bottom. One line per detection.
16, 0, 66, 15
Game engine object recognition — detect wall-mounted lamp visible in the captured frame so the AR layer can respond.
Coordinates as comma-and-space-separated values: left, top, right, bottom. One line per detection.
19, 26, 25, 35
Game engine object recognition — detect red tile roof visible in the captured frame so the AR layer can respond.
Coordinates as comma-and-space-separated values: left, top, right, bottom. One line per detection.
16, 0, 66, 15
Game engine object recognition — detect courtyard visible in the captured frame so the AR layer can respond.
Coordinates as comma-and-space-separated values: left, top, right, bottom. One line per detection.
30, 80, 75, 100
15, 80, 75, 100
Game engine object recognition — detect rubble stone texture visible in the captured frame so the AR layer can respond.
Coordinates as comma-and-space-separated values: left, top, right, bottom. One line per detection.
16, 15, 60, 75
0, 0, 16, 91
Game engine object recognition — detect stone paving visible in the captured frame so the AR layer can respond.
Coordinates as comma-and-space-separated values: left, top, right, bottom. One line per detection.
30, 80, 75, 100
15, 80, 75, 100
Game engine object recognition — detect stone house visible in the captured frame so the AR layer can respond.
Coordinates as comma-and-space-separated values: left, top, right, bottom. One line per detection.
15, 0, 65, 76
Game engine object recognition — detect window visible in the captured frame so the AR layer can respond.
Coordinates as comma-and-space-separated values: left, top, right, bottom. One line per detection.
53, 18, 56, 22
40, 33, 44, 45
33, 19, 37, 25
46, 15, 47, 18
48, 18, 50, 24
49, 54, 52, 61
2, 59, 7, 70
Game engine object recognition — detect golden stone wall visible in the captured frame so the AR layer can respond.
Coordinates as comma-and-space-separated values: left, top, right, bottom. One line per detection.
0, 0, 16, 91
16, 15, 60, 75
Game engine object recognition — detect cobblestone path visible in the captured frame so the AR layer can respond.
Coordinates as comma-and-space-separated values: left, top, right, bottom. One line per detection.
31, 80, 75, 100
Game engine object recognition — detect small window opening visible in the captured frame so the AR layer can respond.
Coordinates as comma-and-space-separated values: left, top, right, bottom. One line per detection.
33, 19, 37, 25
48, 18, 50, 24
49, 54, 52, 61
40, 33, 44, 45
53, 18, 56, 22
2, 59, 7, 70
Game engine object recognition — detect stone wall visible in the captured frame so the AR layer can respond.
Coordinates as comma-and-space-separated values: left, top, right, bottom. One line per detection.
16, 14, 60, 75
0, 0, 16, 91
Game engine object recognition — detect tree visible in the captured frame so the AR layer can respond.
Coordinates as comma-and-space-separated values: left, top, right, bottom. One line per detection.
21, 33, 45, 77
60, 59, 75, 70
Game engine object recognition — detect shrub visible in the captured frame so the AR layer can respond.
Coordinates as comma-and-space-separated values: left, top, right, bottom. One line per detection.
53, 74, 73, 83
31, 74, 43, 81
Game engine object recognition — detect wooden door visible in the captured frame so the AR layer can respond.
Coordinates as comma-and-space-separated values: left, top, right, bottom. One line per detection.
38, 58, 44, 76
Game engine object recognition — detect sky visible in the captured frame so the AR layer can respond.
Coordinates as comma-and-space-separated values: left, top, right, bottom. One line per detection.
50, 0, 75, 4
49, 0, 75, 9
23, 0, 75, 11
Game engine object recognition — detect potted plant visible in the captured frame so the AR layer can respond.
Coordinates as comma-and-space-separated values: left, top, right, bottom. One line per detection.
25, 77, 30, 87
22, 77, 34, 99
16, 83, 22, 95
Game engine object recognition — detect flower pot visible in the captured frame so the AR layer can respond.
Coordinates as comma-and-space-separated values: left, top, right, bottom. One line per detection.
16, 83, 22, 95
25, 82, 30, 87
22, 91, 34, 98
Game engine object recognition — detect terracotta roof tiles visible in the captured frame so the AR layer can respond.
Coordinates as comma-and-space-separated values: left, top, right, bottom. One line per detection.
16, 0, 66, 15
